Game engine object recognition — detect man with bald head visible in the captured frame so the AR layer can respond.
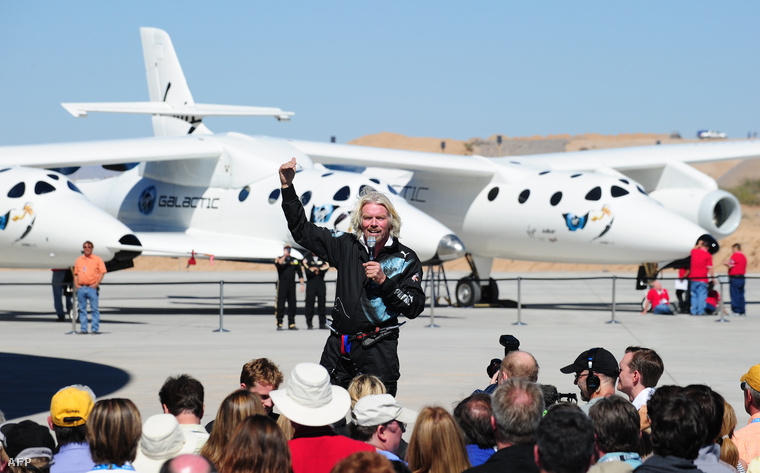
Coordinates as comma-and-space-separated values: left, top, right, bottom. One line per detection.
159, 454, 216, 473
481, 350, 539, 394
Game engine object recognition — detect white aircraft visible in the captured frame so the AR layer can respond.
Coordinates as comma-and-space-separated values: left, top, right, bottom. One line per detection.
1, 27, 759, 306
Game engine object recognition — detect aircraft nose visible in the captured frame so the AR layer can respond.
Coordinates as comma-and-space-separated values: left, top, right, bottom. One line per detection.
436, 234, 466, 262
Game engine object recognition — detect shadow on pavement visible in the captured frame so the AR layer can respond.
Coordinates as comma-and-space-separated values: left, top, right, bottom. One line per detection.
0, 353, 130, 420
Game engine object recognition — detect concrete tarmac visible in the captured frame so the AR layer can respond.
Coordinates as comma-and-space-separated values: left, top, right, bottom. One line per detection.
1, 269, 757, 429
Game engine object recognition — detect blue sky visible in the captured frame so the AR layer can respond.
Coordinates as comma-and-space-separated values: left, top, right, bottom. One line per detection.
1, 1, 758, 146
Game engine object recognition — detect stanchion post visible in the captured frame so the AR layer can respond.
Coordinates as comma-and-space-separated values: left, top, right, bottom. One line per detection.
67, 286, 78, 335
716, 275, 730, 323
426, 264, 439, 328
606, 275, 620, 324
213, 280, 230, 333
513, 276, 526, 325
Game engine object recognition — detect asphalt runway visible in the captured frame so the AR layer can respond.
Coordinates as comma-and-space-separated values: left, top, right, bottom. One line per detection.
1, 269, 757, 430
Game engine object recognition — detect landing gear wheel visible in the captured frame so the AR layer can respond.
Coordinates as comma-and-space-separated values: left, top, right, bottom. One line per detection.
482, 277, 499, 304
456, 278, 481, 307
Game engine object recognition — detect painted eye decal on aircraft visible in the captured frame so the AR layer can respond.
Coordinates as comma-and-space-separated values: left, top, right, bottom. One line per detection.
311, 204, 339, 224
138, 186, 157, 216
0, 202, 36, 242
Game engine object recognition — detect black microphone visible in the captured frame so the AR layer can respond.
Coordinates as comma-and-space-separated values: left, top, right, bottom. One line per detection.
367, 236, 376, 261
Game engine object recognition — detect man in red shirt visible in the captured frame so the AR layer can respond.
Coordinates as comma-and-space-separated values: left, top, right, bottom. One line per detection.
271, 363, 374, 473
689, 239, 714, 315
641, 281, 672, 315
723, 243, 747, 316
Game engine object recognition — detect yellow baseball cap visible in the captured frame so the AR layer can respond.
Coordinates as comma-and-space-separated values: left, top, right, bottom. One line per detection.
740, 364, 760, 392
50, 386, 94, 427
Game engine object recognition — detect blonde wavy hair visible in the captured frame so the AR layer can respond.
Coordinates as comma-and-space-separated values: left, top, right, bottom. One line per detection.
718, 399, 740, 468
349, 191, 401, 240
406, 406, 471, 473
347, 374, 387, 409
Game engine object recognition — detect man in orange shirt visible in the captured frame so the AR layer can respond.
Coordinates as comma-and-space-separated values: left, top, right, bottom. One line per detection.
734, 363, 760, 465
74, 241, 107, 334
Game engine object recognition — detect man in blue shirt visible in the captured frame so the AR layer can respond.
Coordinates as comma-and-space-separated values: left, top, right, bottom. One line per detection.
47, 385, 96, 473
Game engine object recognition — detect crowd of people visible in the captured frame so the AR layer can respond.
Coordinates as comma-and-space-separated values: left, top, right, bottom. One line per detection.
2, 353, 760, 473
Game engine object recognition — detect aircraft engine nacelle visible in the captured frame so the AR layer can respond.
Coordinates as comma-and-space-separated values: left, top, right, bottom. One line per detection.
648, 188, 741, 240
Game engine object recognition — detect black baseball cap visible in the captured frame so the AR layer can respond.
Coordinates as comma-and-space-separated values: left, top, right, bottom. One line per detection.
560, 348, 619, 378
0, 420, 55, 460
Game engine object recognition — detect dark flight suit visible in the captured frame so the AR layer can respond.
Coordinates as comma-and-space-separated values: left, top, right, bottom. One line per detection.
304, 252, 329, 329
281, 185, 425, 396
275, 256, 303, 328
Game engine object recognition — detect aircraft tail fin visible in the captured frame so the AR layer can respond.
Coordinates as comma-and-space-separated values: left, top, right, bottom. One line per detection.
140, 27, 200, 137
60, 27, 294, 138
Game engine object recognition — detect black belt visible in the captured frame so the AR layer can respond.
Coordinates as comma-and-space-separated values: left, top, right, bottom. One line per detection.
329, 322, 405, 349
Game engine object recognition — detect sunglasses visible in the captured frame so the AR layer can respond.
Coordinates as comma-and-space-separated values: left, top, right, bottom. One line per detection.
574, 371, 589, 383
742, 381, 748, 391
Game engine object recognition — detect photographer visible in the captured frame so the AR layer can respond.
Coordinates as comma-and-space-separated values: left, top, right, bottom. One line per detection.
560, 348, 619, 415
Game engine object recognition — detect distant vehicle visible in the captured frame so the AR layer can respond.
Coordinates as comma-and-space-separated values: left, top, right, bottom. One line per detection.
697, 130, 727, 139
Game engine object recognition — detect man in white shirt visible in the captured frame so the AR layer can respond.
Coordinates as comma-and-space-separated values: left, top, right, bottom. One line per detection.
617, 346, 664, 431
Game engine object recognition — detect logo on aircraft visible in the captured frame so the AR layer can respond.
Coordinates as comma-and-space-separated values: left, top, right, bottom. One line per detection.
311, 204, 339, 224
563, 212, 589, 231
138, 186, 157, 216
562, 205, 614, 240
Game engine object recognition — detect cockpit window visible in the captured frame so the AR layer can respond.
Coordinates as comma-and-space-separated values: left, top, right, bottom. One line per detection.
637, 186, 648, 195
238, 186, 250, 202
369, 178, 380, 184
539, 170, 551, 175
300, 191, 312, 206
611, 186, 629, 197
571, 173, 582, 178
518, 189, 530, 204
488, 187, 499, 201
585, 186, 602, 201
8, 182, 25, 198
550, 191, 563, 206
35, 181, 56, 195
47, 174, 60, 180
359, 185, 376, 196
67, 181, 83, 194
333, 186, 351, 201
387, 185, 398, 195
619, 178, 629, 184
268, 189, 280, 204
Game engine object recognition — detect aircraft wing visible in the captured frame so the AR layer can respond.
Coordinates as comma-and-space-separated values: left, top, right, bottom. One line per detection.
292, 138, 760, 174
133, 231, 285, 262
288, 139, 496, 177
0, 135, 222, 168
501, 140, 760, 171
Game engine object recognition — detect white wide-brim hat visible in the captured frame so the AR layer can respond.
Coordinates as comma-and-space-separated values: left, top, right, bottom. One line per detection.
133, 414, 194, 473
270, 362, 351, 427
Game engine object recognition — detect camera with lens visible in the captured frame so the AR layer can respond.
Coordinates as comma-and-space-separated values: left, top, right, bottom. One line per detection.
486, 334, 520, 378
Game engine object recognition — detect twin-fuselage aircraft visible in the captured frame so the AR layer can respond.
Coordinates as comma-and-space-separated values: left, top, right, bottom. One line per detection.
0, 27, 757, 305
